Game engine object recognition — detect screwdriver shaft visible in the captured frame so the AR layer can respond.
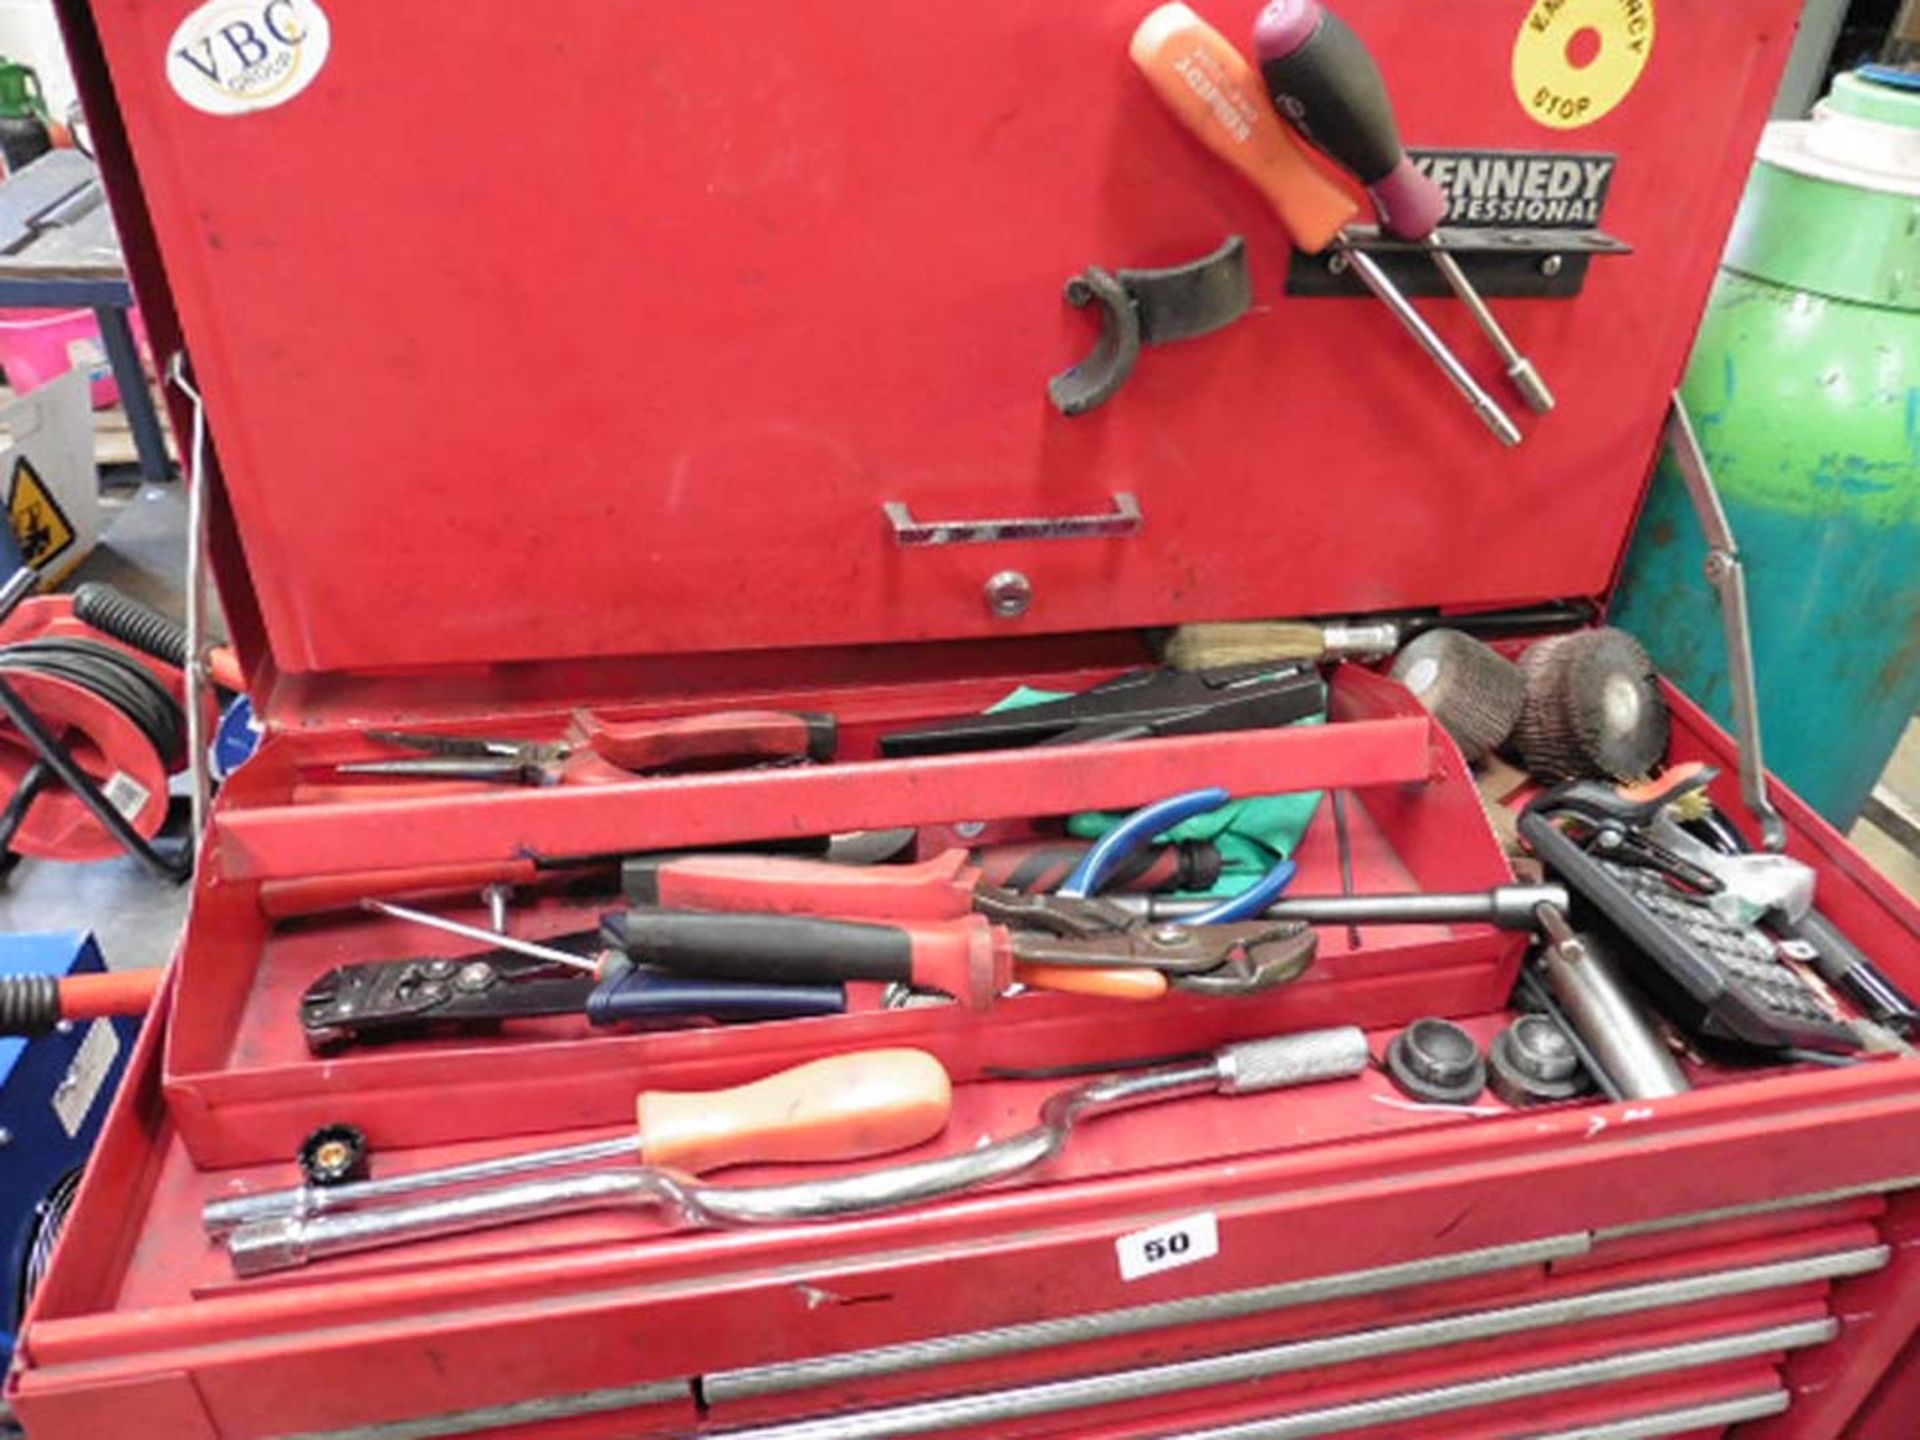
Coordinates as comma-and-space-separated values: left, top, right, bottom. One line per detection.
1341, 246, 1522, 446
1425, 242, 1554, 414
361, 899, 600, 974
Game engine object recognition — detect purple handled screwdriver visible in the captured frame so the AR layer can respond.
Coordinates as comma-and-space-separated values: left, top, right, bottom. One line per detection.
1255, 0, 1555, 414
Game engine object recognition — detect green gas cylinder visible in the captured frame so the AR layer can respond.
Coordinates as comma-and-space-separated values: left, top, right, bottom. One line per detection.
1612, 69, 1919, 828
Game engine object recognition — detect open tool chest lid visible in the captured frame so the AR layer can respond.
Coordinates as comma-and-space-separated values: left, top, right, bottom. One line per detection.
70, 0, 1796, 685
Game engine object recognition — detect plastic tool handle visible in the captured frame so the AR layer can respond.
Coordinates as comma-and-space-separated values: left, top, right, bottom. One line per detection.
1013, 962, 1169, 1001
606, 909, 1003, 1009
1131, 2, 1359, 254
1254, 0, 1446, 241
1781, 909, 1919, 1035
585, 968, 847, 1026
624, 849, 979, 920
637, 1049, 954, 1174
572, 709, 837, 773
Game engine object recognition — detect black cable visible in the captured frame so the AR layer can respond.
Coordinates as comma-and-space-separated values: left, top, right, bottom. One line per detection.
0, 637, 185, 767
72, 583, 188, 669
0, 973, 59, 1035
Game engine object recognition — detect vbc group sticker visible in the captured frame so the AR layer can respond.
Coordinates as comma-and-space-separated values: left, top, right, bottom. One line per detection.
167, 0, 331, 116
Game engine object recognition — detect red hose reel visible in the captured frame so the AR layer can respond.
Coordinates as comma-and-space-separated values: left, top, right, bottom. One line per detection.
0, 595, 203, 862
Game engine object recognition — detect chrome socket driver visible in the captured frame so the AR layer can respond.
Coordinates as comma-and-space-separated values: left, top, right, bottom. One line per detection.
224, 1028, 1370, 1277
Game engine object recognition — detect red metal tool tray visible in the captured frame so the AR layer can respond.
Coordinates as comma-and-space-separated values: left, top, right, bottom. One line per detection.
14, 1, 1920, 1436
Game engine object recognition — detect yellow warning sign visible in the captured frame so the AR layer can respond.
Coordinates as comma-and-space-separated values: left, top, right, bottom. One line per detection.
1513, 0, 1656, 131
8, 456, 75, 572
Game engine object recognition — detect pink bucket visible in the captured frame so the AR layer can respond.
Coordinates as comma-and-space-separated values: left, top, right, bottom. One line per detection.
0, 307, 147, 409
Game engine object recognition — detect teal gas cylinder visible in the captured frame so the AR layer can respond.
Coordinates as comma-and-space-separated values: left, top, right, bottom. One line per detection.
1612, 69, 1919, 828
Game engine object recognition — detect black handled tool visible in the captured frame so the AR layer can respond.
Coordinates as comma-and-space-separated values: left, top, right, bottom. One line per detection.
1254, 0, 1553, 412
1776, 909, 1918, 1037
300, 938, 845, 1050
878, 663, 1324, 758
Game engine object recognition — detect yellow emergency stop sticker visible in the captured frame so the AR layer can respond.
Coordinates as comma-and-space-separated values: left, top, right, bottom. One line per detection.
1513, 0, 1655, 130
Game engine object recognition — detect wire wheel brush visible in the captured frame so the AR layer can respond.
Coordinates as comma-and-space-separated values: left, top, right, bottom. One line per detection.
1511, 628, 1670, 782
1387, 628, 1526, 762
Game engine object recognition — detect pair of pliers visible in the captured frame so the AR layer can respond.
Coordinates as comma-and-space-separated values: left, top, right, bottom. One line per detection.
1060, 787, 1306, 995
1061, 787, 1298, 921
608, 790, 1314, 1003
335, 709, 838, 786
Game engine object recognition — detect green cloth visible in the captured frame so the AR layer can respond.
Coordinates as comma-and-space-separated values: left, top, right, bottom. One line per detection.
987, 687, 1326, 898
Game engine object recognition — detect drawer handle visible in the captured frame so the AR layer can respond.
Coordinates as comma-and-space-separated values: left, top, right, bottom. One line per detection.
883, 492, 1142, 547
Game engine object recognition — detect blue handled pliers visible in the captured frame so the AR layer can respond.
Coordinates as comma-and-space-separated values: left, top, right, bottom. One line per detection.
1060, 786, 1298, 924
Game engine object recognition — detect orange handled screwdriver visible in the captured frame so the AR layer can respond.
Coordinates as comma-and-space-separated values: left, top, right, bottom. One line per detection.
205, 1048, 953, 1235
1130, 3, 1522, 446
1, 966, 161, 1035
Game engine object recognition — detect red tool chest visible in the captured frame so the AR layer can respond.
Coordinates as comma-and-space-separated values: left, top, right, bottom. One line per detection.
13, 1, 1920, 1436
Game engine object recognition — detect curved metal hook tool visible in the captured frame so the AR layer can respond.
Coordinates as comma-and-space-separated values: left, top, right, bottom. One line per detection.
1048, 236, 1253, 415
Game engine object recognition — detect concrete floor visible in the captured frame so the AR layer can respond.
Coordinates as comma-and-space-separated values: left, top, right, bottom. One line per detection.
0, 484, 1914, 977
1852, 722, 1920, 899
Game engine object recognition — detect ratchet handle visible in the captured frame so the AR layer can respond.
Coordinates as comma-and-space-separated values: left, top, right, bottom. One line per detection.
606, 909, 1004, 1009
572, 709, 837, 773
623, 849, 979, 920
1254, 0, 1446, 241
1213, 1025, 1371, 1093
586, 968, 847, 1026
638, 1049, 953, 1174
1131, 2, 1359, 254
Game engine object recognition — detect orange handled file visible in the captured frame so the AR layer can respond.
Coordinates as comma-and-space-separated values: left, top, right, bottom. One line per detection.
636, 1048, 953, 1175
1130, 2, 1359, 253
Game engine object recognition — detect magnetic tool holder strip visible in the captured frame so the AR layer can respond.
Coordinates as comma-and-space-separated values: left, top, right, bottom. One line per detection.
0, 566, 192, 881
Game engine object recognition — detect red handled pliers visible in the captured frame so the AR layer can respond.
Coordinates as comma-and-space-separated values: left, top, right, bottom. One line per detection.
335, 709, 837, 787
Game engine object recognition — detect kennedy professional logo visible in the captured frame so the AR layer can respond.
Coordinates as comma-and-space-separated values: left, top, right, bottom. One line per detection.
167, 0, 332, 116
1409, 149, 1617, 229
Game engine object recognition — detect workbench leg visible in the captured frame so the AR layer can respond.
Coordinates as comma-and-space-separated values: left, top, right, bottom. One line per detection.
92, 305, 170, 484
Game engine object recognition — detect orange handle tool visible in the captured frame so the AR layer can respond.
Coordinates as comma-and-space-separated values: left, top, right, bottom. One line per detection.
571, 708, 838, 773
624, 848, 981, 920
1132, 3, 1524, 446
1014, 962, 1171, 1001
1, 967, 160, 1034
58, 968, 160, 1018
606, 909, 1161, 1010
208, 645, 245, 692
636, 1048, 953, 1174
1130, 1, 1359, 253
